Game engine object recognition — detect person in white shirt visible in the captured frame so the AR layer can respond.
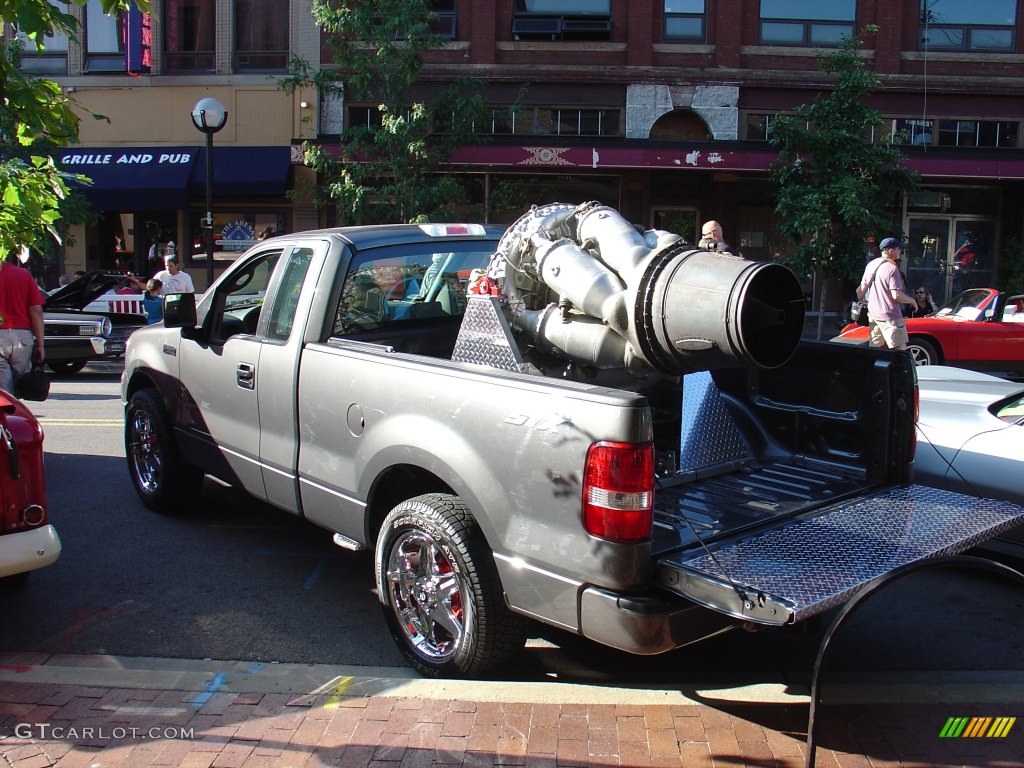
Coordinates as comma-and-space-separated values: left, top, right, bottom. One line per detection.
132, 254, 195, 295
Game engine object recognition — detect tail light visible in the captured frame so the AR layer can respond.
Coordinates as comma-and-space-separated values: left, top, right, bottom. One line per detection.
582, 441, 654, 543
0, 398, 47, 534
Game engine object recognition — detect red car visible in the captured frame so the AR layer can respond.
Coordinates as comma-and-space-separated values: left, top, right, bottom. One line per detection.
834, 288, 1024, 370
0, 391, 59, 584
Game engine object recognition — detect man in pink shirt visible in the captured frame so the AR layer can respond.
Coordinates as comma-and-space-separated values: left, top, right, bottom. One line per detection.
856, 237, 917, 350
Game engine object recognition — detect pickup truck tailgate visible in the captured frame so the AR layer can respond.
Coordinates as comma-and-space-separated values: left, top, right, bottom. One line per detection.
655, 484, 1024, 626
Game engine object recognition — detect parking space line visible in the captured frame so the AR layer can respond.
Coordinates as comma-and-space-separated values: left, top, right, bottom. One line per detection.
190, 672, 228, 708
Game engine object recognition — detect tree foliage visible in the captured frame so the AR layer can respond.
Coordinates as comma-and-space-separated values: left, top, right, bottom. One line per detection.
0, 0, 145, 257
769, 28, 917, 333
280, 0, 489, 225
997, 237, 1024, 295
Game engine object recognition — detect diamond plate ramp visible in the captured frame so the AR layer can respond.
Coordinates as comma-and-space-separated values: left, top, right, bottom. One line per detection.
656, 484, 1024, 625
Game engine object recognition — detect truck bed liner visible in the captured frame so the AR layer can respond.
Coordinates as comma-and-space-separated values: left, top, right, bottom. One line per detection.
652, 457, 870, 552
655, 481, 1024, 626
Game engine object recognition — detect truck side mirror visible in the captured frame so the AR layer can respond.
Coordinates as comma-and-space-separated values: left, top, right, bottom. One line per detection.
163, 292, 197, 329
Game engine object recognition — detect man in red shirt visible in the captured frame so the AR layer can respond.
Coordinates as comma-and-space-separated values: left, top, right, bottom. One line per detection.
0, 257, 46, 395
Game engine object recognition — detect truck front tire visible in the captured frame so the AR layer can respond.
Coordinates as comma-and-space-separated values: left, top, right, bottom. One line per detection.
125, 389, 203, 513
375, 493, 527, 678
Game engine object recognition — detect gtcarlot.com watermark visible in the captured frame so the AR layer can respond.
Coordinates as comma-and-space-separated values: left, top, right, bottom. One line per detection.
12, 723, 194, 740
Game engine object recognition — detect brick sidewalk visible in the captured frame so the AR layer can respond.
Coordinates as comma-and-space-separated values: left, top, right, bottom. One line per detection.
2, 675, 1021, 768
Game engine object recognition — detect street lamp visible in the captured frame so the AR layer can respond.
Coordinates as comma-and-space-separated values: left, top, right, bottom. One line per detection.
190, 97, 228, 288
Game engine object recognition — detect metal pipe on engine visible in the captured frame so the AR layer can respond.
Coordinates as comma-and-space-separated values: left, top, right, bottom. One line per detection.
510, 306, 632, 370
531, 233, 629, 334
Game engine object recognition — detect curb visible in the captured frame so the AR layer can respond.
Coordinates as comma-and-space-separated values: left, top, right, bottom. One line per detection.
3, 653, 1022, 706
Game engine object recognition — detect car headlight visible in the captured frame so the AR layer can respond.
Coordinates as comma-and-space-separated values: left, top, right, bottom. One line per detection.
100, 317, 112, 337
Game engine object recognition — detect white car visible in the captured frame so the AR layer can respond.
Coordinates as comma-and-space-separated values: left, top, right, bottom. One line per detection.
915, 366, 1024, 556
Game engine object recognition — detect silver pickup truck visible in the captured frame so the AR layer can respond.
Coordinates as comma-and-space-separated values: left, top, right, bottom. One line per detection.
122, 204, 1024, 678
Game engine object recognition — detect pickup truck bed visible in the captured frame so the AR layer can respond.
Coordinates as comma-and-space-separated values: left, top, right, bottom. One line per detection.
647, 359, 1022, 627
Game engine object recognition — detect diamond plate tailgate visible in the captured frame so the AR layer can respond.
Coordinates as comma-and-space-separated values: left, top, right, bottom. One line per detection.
655, 484, 1024, 626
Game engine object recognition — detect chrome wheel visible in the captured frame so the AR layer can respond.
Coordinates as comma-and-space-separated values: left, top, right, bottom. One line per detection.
385, 529, 467, 663
128, 407, 162, 494
907, 338, 940, 366
124, 389, 203, 513
375, 494, 527, 677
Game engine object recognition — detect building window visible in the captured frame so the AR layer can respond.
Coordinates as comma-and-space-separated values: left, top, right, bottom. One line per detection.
893, 119, 934, 146
188, 211, 287, 263
938, 120, 1019, 148
236, 0, 289, 71
84, 0, 127, 72
15, 25, 68, 74
430, 0, 458, 38
893, 118, 1018, 148
557, 109, 619, 136
512, 0, 612, 41
163, 0, 215, 72
759, 0, 855, 46
348, 107, 383, 131
920, 0, 1016, 52
487, 108, 516, 134
525, 108, 617, 136
473, 107, 619, 136
663, 0, 705, 42
745, 113, 775, 141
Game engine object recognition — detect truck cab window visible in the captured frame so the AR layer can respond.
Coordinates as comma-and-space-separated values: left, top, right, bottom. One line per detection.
210, 251, 281, 341
332, 246, 488, 336
264, 247, 315, 340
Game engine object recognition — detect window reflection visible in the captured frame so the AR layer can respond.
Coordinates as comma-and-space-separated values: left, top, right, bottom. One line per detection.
163, 0, 215, 72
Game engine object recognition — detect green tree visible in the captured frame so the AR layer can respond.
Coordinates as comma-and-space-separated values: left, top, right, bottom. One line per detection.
0, 0, 144, 258
280, 0, 489, 225
997, 237, 1024, 295
769, 28, 917, 339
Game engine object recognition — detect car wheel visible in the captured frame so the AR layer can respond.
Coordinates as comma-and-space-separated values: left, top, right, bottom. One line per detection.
47, 359, 88, 376
124, 389, 203, 513
907, 337, 940, 366
375, 493, 527, 678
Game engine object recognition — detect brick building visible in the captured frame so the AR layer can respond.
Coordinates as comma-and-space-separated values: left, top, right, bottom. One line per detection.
12, 1, 1024, 306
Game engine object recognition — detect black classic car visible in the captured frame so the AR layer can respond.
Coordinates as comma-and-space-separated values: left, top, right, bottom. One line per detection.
44, 271, 146, 375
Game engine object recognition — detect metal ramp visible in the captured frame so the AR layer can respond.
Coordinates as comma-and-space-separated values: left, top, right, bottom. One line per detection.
656, 484, 1024, 626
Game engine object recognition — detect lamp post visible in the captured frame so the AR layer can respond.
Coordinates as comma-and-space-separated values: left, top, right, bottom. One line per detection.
190, 97, 228, 288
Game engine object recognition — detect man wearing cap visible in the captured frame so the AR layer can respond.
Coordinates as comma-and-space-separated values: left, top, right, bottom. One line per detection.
856, 237, 917, 350
132, 254, 195, 296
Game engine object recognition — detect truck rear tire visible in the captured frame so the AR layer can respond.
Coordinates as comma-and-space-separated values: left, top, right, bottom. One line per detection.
125, 389, 203, 513
375, 493, 527, 678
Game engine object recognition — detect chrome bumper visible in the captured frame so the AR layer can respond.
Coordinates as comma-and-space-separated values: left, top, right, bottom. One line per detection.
0, 525, 61, 579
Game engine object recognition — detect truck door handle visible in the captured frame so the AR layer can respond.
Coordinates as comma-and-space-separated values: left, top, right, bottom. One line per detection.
236, 362, 255, 390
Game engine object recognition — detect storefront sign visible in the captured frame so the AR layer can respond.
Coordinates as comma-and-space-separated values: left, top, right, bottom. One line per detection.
216, 220, 258, 252
57, 146, 198, 211
61, 152, 192, 166
126, 5, 152, 75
